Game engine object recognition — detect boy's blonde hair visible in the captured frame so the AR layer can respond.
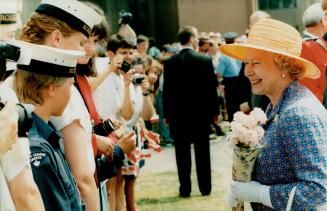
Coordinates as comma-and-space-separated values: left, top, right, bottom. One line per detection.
14, 70, 67, 105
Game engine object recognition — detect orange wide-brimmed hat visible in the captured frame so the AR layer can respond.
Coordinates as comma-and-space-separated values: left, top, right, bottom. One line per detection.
220, 19, 320, 79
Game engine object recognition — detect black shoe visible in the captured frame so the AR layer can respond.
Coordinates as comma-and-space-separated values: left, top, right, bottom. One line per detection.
179, 192, 190, 198
201, 191, 211, 196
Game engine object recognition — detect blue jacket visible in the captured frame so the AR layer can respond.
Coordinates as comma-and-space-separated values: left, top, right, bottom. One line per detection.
29, 113, 81, 211
252, 81, 327, 210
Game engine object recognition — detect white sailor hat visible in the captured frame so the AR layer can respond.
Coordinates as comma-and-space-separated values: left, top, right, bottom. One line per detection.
0, 0, 17, 24
8, 40, 85, 77
35, 0, 102, 37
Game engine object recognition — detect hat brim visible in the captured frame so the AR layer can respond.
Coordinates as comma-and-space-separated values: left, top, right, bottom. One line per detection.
220, 43, 321, 79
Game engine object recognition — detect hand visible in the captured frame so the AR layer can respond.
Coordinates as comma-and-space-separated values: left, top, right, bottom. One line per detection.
0, 101, 18, 155
117, 131, 136, 153
109, 117, 122, 128
140, 75, 150, 93
96, 135, 115, 158
148, 72, 158, 85
124, 68, 135, 86
110, 55, 124, 73
228, 181, 272, 208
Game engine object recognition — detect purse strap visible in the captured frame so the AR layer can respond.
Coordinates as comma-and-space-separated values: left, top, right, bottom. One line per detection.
74, 74, 101, 125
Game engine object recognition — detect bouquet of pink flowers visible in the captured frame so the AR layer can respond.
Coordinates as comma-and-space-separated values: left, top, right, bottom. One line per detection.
230, 108, 267, 211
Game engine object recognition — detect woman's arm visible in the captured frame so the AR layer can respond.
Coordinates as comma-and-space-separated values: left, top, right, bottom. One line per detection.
9, 166, 45, 211
61, 120, 100, 211
0, 102, 18, 155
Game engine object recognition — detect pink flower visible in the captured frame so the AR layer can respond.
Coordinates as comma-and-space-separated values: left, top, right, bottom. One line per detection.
243, 115, 257, 129
230, 107, 267, 148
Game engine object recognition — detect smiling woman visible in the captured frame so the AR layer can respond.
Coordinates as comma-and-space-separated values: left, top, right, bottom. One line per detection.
220, 18, 327, 210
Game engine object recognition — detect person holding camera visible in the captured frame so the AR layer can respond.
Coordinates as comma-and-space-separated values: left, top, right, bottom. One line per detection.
92, 34, 137, 211
0, 1, 45, 210
0, 100, 45, 211
91, 34, 155, 211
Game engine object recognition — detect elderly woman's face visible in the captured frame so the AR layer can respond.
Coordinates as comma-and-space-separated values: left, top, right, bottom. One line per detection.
244, 49, 282, 96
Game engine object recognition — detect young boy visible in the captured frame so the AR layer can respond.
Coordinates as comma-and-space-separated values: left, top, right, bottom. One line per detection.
13, 41, 84, 211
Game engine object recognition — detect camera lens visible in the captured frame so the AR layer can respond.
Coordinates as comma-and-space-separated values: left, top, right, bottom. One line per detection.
132, 75, 145, 85
0, 102, 32, 137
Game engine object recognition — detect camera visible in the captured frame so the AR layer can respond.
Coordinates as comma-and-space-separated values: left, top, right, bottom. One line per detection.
120, 60, 132, 73
0, 42, 31, 137
93, 119, 116, 136
132, 74, 145, 85
0, 41, 21, 79
0, 101, 33, 137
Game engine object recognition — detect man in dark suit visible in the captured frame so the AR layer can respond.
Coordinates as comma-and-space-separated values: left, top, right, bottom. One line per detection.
163, 26, 219, 197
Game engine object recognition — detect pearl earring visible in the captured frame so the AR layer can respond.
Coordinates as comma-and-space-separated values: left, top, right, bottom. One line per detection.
281, 72, 286, 78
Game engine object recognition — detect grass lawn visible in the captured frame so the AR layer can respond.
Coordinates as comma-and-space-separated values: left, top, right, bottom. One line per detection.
136, 170, 230, 211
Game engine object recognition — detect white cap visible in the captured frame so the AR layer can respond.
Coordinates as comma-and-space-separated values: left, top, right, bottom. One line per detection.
8, 40, 85, 77
0, 0, 17, 24
36, 0, 102, 37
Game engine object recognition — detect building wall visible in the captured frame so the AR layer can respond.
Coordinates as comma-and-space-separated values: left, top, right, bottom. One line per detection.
262, 0, 321, 32
177, 0, 253, 35
20, 0, 322, 46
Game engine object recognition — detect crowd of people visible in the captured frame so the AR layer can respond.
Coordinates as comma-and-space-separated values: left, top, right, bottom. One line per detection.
0, 0, 327, 210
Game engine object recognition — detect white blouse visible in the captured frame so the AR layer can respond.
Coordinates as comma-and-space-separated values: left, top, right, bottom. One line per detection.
50, 86, 95, 174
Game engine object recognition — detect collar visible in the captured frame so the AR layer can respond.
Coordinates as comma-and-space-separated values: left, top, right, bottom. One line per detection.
31, 112, 61, 147
264, 80, 299, 128
180, 45, 194, 50
303, 31, 319, 40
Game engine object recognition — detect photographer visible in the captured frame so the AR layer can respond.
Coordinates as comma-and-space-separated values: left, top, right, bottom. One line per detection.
92, 34, 155, 211
92, 34, 137, 211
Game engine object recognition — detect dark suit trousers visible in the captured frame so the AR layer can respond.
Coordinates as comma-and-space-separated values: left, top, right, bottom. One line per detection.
174, 135, 211, 195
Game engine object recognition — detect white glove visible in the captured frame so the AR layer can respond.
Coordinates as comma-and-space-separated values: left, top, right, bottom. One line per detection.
228, 181, 273, 208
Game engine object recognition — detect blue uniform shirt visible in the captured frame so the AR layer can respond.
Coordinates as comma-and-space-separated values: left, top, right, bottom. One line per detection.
29, 113, 82, 211
215, 54, 242, 77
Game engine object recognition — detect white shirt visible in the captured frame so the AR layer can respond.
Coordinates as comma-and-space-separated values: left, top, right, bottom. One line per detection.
93, 71, 123, 120
92, 69, 143, 128
0, 86, 31, 211
50, 86, 95, 174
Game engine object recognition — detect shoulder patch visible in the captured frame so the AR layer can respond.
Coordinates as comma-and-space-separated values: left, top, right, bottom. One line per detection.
30, 152, 47, 167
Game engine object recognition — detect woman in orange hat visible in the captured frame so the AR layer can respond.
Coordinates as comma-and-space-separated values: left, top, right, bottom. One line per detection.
222, 19, 327, 210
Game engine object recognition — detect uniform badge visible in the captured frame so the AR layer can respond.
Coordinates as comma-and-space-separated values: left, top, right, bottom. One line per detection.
30, 152, 47, 167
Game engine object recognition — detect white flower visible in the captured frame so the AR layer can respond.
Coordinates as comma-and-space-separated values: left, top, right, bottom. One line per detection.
253, 126, 265, 139
230, 121, 242, 132
250, 107, 267, 124
233, 111, 247, 123
243, 115, 257, 129
242, 129, 259, 146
